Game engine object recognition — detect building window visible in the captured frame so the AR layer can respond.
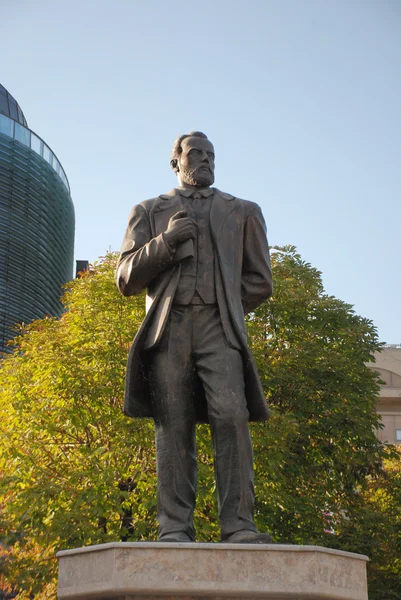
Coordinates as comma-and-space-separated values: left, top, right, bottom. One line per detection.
30, 133, 43, 156
396, 430, 401, 442
8, 98, 18, 120
0, 114, 13, 137
43, 144, 52, 165
0, 91, 8, 114
14, 122, 30, 147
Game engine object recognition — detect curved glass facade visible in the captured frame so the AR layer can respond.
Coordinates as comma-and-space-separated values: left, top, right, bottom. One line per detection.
0, 84, 28, 127
0, 113, 70, 193
0, 87, 74, 353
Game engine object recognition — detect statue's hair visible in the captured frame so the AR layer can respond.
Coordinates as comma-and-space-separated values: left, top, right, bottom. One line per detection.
171, 131, 209, 165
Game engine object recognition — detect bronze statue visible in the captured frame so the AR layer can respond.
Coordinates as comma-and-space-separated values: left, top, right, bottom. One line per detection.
116, 132, 273, 543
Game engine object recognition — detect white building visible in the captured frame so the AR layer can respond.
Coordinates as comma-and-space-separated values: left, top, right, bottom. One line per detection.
368, 346, 401, 445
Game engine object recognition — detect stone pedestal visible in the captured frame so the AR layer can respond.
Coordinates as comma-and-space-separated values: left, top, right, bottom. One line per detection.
57, 542, 368, 600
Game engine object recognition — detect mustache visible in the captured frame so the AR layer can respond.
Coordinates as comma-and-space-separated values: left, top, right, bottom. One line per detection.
194, 165, 212, 176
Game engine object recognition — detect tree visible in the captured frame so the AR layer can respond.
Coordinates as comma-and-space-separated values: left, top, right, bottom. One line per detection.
0, 247, 396, 598
0, 255, 156, 596
333, 450, 401, 599
249, 246, 386, 543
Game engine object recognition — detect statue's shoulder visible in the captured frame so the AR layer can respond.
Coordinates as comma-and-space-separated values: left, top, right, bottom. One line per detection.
214, 188, 235, 201
129, 195, 162, 215
139, 196, 160, 209
137, 189, 178, 211
215, 189, 260, 214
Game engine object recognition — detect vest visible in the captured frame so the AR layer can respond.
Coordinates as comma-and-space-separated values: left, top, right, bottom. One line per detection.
173, 193, 216, 305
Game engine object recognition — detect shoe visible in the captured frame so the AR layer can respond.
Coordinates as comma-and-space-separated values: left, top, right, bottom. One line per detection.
157, 532, 193, 543
223, 530, 273, 544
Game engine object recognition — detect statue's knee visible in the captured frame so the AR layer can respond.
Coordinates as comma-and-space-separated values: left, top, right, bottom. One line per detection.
156, 416, 194, 439
211, 403, 249, 429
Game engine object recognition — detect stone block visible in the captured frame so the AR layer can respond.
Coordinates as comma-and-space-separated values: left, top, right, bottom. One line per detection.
57, 542, 368, 600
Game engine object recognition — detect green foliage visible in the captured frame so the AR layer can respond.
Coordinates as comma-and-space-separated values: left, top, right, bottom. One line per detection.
333, 450, 401, 599
0, 255, 157, 595
249, 246, 385, 544
0, 247, 397, 598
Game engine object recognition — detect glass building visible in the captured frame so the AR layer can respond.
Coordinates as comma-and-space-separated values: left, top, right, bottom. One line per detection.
0, 84, 75, 352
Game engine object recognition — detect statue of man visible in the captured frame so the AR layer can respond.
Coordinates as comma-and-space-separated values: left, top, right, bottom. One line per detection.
116, 131, 273, 543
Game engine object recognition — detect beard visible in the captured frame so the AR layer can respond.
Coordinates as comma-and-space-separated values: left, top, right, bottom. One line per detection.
180, 165, 215, 188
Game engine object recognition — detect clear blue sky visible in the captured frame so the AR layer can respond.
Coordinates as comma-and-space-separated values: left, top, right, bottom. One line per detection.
3, 0, 401, 343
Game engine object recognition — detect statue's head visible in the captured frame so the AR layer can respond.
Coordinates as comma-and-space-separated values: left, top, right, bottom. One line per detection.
170, 131, 215, 188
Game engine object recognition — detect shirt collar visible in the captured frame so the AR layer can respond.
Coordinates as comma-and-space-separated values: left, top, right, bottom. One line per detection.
177, 187, 214, 198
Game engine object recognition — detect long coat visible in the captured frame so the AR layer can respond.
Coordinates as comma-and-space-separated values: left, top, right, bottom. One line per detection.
116, 187, 273, 422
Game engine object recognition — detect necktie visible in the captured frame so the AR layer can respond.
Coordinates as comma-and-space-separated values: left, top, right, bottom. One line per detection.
192, 191, 203, 213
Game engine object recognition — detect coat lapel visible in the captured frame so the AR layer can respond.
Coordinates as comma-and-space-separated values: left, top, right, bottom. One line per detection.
210, 188, 236, 242
151, 187, 235, 240
151, 190, 185, 236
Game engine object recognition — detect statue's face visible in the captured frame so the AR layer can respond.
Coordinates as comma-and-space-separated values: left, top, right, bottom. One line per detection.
178, 136, 215, 187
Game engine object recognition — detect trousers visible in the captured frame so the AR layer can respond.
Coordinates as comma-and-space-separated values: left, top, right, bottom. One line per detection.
146, 304, 257, 540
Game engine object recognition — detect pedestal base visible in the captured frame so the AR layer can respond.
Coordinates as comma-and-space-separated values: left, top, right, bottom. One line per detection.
57, 542, 368, 600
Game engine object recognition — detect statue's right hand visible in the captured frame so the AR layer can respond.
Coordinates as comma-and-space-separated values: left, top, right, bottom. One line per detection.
164, 210, 197, 249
